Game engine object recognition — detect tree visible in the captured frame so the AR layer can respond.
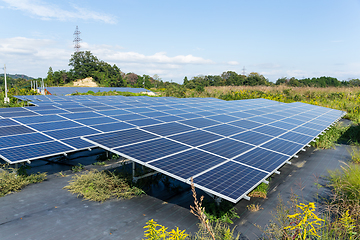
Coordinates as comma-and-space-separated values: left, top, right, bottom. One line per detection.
46, 67, 54, 85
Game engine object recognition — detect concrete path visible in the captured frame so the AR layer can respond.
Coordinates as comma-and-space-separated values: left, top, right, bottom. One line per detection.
0, 144, 352, 239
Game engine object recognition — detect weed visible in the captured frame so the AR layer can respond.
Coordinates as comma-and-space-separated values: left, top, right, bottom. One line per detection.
57, 171, 68, 177
143, 219, 188, 240
328, 162, 360, 204
71, 163, 84, 172
64, 170, 145, 202
0, 168, 47, 197
348, 146, 360, 163
247, 203, 263, 212
284, 202, 325, 239
189, 178, 240, 240
248, 181, 269, 199
92, 161, 106, 166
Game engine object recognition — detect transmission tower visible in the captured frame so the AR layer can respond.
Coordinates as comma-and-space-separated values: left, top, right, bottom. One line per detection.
73, 26, 81, 52
242, 66, 246, 75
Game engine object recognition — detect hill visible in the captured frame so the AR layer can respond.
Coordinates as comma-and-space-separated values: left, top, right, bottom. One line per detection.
0, 74, 33, 80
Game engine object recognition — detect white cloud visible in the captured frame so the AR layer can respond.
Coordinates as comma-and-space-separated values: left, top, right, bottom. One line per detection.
1, 0, 116, 24
227, 61, 239, 65
0, 37, 215, 82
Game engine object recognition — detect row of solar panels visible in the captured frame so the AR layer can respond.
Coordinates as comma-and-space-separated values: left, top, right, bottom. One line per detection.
0, 95, 345, 203
1, 96, 290, 163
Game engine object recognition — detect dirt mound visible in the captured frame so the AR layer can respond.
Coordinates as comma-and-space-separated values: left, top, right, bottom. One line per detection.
73, 77, 98, 87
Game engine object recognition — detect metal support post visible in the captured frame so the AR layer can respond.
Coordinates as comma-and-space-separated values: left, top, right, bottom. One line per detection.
3, 64, 9, 103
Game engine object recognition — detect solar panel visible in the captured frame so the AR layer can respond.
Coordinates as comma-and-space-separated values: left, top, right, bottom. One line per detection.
0, 141, 74, 163
0, 95, 346, 203
148, 149, 226, 179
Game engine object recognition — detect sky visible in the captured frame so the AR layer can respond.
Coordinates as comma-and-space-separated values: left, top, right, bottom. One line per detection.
1, 0, 360, 83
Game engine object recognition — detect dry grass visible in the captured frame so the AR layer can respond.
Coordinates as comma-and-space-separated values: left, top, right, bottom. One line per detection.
247, 203, 263, 212
64, 170, 144, 202
0, 169, 47, 197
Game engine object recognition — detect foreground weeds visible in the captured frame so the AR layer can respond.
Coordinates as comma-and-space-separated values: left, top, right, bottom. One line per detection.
0, 167, 47, 197
64, 170, 145, 202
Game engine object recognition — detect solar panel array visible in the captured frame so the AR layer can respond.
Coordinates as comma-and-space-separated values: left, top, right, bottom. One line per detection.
39, 87, 150, 96
1, 95, 345, 203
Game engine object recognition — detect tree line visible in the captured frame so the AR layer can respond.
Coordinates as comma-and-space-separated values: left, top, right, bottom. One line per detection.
44, 51, 170, 89
182, 71, 360, 89
2, 51, 360, 91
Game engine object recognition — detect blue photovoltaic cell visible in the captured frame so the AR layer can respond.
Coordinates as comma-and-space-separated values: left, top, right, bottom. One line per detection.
150, 106, 175, 111
0, 107, 27, 113
45, 126, 101, 139
28, 121, 83, 131
149, 149, 226, 179
162, 109, 188, 115
154, 115, 184, 122
207, 114, 239, 123
168, 130, 222, 147
66, 107, 93, 113
75, 117, 117, 125
228, 112, 255, 119
209, 109, 230, 114
291, 126, 321, 137
0, 111, 39, 118
229, 119, 263, 129
243, 109, 266, 115
0, 125, 35, 137
126, 118, 163, 127
96, 109, 131, 116
247, 116, 275, 125
233, 148, 289, 172
142, 122, 194, 136
282, 118, 306, 126
0, 132, 53, 149
194, 161, 268, 201
0, 141, 74, 163
279, 132, 314, 145
252, 125, 288, 137
33, 109, 70, 115
199, 138, 254, 159
113, 138, 190, 163
140, 111, 169, 118
60, 112, 102, 120
204, 124, 246, 137
13, 115, 66, 124
84, 128, 158, 148
0, 119, 19, 127
179, 118, 219, 128
177, 113, 202, 119
261, 114, 286, 121
111, 113, 146, 121
128, 107, 152, 113
62, 138, 94, 149
230, 131, 273, 146
89, 106, 116, 111
262, 138, 303, 156
301, 122, 325, 130
269, 121, 297, 130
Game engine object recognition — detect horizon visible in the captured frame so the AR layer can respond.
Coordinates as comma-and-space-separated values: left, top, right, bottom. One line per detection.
1, 0, 360, 83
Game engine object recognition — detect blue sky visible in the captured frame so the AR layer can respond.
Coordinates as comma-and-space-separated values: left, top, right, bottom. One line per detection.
1, 0, 360, 83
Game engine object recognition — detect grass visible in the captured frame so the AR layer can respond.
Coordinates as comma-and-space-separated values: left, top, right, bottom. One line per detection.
248, 181, 270, 199
349, 146, 360, 163
64, 170, 145, 202
0, 167, 47, 197
71, 163, 84, 172
247, 203, 263, 212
